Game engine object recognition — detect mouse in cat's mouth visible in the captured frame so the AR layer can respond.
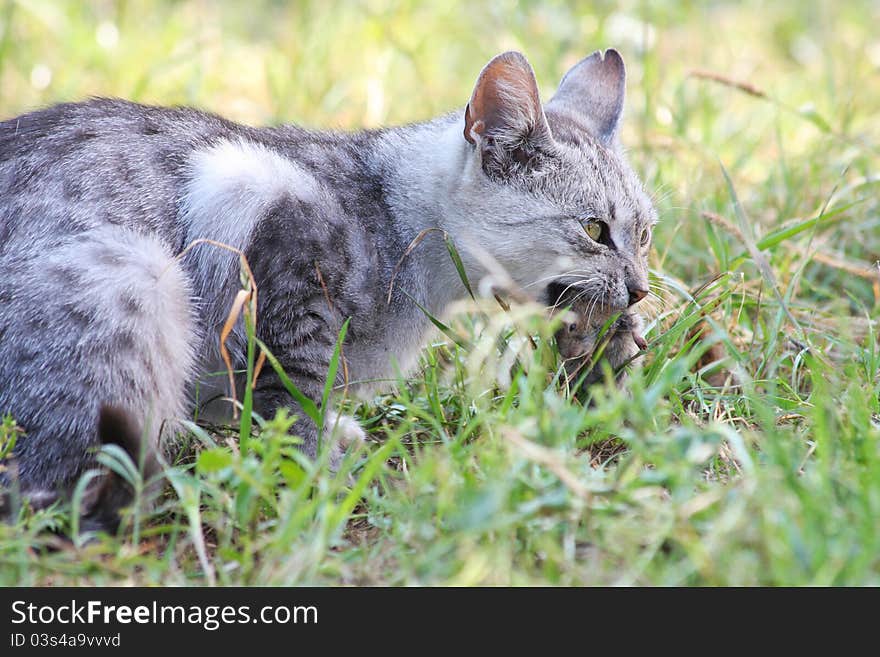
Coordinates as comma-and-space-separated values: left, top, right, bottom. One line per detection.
546, 282, 647, 366
555, 309, 646, 360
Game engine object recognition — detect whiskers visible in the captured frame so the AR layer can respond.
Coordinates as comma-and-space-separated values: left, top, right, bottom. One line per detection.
522, 268, 600, 292
649, 183, 674, 209
581, 292, 604, 329
521, 266, 669, 326
548, 277, 604, 315
522, 268, 604, 311
637, 273, 672, 317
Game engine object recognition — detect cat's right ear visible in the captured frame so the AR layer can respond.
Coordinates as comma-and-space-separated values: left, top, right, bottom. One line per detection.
464, 51, 552, 168
547, 49, 626, 146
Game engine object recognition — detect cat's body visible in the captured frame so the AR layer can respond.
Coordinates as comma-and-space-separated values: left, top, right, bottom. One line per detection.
0, 49, 656, 530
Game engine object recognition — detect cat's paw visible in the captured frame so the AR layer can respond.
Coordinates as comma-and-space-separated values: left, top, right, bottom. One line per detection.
324, 411, 366, 447
324, 412, 366, 473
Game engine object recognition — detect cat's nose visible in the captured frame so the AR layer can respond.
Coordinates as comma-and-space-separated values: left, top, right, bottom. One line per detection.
627, 286, 648, 306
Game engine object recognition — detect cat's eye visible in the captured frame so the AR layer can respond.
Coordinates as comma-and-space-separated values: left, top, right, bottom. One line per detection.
640, 227, 651, 246
582, 220, 603, 242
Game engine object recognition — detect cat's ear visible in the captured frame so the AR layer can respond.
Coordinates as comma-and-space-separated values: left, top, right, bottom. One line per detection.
547, 49, 626, 146
464, 51, 552, 167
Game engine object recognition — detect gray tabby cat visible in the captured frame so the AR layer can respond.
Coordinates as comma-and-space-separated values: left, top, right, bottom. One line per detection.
0, 49, 655, 531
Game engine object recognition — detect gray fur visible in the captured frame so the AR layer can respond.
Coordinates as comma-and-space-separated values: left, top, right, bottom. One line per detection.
0, 49, 655, 524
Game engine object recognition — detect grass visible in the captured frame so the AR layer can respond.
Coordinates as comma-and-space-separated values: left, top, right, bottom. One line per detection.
1, 0, 879, 585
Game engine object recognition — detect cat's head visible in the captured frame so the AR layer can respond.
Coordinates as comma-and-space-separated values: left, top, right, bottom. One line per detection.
450, 49, 655, 316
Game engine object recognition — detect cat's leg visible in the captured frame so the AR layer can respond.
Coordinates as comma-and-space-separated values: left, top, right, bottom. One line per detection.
238, 191, 372, 470
0, 226, 196, 531
251, 350, 365, 470
245, 283, 365, 468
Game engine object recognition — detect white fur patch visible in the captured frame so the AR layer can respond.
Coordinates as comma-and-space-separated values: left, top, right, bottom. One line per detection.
182, 139, 321, 290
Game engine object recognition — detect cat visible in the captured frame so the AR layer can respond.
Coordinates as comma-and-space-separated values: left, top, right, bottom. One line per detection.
0, 48, 656, 532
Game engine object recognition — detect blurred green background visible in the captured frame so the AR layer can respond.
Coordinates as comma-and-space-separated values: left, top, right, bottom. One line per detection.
4, 0, 877, 131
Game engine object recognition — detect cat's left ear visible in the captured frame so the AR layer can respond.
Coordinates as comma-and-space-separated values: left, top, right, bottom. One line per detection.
547, 49, 626, 146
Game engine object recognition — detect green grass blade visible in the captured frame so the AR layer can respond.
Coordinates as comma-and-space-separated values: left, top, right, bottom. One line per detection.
400, 288, 472, 349
239, 305, 257, 453
719, 160, 802, 334
255, 338, 322, 426
327, 436, 400, 532
730, 199, 864, 268
320, 318, 351, 448
444, 235, 475, 300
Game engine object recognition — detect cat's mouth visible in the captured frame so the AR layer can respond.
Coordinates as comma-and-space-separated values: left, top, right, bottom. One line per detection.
546, 280, 648, 356
545, 280, 611, 314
